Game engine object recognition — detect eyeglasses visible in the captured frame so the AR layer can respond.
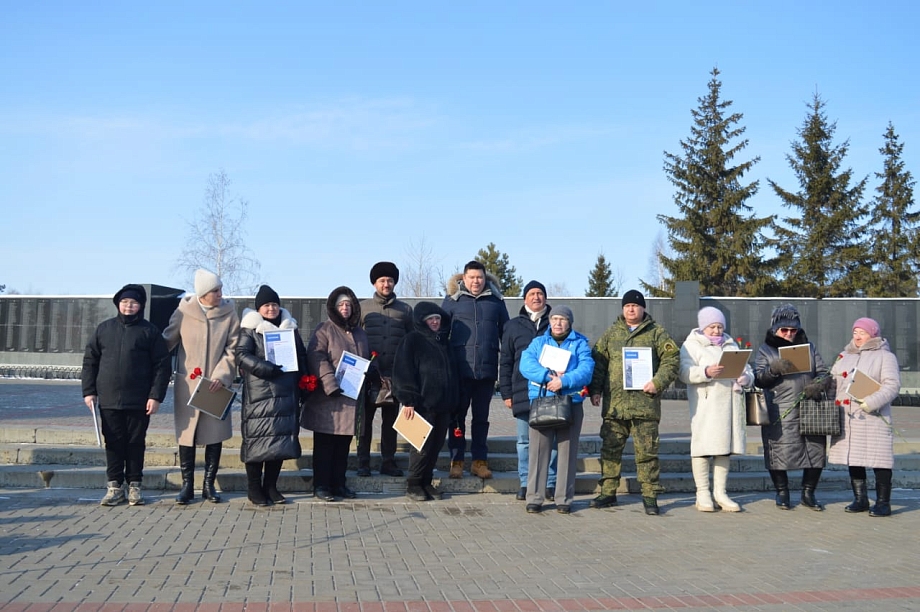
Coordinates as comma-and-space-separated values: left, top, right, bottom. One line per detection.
777, 327, 798, 334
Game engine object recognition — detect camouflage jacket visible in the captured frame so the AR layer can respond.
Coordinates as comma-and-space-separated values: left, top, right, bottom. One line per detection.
589, 313, 680, 421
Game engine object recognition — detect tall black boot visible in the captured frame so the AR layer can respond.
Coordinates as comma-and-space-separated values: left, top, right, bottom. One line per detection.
870, 469, 892, 517
263, 460, 285, 504
176, 445, 195, 505
246, 462, 270, 506
201, 443, 222, 503
800, 467, 824, 511
844, 478, 869, 513
769, 469, 790, 510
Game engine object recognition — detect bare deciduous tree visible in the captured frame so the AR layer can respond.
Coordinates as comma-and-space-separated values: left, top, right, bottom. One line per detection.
546, 281, 570, 297
402, 236, 444, 297
642, 230, 671, 296
174, 170, 261, 295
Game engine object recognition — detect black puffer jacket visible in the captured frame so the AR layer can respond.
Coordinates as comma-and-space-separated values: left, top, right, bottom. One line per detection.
360, 292, 413, 377
392, 302, 461, 415
440, 272, 510, 380
236, 307, 307, 463
81, 314, 171, 411
499, 305, 551, 417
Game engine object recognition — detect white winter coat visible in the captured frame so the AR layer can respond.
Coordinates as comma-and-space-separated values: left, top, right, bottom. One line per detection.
679, 330, 752, 457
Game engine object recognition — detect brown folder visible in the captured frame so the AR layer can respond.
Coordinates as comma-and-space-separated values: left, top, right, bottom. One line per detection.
778, 344, 813, 374
187, 377, 236, 420
393, 408, 433, 452
847, 369, 882, 401
715, 349, 752, 379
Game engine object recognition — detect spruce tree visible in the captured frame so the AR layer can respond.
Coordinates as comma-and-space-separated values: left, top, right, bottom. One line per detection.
586, 253, 617, 297
769, 94, 868, 297
645, 68, 772, 297
475, 242, 523, 296
865, 122, 919, 296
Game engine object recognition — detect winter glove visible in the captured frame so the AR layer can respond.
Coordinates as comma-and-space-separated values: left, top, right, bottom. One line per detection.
769, 358, 797, 376
803, 379, 827, 400
268, 364, 285, 379
857, 399, 873, 413
328, 388, 343, 397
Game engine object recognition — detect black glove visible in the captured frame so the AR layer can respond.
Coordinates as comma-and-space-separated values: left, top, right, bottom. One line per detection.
328, 388, 343, 397
803, 379, 826, 400
268, 364, 285, 379
769, 358, 797, 376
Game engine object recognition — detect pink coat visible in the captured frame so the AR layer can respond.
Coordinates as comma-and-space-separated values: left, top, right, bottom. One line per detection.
828, 337, 899, 468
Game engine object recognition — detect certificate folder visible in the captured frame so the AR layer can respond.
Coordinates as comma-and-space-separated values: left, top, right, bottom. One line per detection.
715, 349, 752, 379
393, 408, 433, 452
187, 377, 236, 420
847, 369, 882, 401
778, 344, 812, 374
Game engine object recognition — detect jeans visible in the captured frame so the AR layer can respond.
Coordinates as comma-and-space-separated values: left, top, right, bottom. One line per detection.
516, 416, 557, 488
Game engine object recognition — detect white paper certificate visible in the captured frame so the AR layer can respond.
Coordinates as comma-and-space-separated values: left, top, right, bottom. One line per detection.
622, 347, 654, 390
263, 328, 299, 372
539, 344, 572, 373
335, 351, 371, 400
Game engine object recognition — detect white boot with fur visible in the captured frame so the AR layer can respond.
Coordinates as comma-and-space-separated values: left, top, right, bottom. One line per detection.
691, 457, 715, 512
712, 455, 741, 512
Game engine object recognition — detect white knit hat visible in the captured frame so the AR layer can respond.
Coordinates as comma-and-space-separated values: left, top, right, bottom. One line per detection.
194, 269, 222, 296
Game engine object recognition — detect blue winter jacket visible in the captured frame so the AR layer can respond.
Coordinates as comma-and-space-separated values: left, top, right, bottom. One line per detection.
519, 328, 595, 403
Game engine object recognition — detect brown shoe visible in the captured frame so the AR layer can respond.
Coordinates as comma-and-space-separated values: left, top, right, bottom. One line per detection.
471, 460, 493, 479
449, 461, 464, 479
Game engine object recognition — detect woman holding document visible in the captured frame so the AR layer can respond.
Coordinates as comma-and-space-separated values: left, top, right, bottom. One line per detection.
519, 306, 594, 514
301, 286, 369, 502
829, 318, 900, 517
392, 302, 460, 502
754, 304, 832, 511
679, 307, 753, 512
236, 285, 307, 506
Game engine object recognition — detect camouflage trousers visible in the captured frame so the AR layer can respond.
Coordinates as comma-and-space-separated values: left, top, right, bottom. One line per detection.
598, 417, 663, 498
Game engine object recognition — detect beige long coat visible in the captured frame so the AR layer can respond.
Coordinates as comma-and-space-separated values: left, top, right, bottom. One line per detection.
163, 294, 241, 446
300, 287, 370, 436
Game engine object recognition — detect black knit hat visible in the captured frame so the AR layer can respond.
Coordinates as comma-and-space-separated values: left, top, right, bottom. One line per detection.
370, 261, 399, 285
621, 289, 646, 309
113, 284, 147, 307
521, 280, 546, 298
254, 285, 281, 310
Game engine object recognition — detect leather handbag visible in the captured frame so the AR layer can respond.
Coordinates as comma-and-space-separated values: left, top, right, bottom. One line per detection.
528, 385, 574, 430
799, 394, 841, 436
373, 376, 397, 408
745, 388, 769, 426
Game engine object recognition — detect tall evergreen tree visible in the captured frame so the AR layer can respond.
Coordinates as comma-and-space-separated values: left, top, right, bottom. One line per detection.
475, 242, 523, 296
643, 68, 772, 297
769, 94, 869, 297
864, 122, 919, 296
585, 252, 617, 297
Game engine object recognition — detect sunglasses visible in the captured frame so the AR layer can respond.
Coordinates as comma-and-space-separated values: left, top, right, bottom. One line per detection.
777, 327, 798, 334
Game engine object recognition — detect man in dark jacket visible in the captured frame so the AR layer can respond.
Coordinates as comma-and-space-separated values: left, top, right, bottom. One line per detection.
81, 284, 171, 507
441, 260, 510, 479
499, 280, 557, 500
358, 262, 414, 477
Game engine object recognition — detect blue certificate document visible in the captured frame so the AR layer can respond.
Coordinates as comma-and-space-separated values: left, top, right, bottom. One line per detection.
334, 351, 371, 400
263, 328, 298, 372
622, 347, 654, 390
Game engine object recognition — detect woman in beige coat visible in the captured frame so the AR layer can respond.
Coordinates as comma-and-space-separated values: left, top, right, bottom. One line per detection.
301, 286, 370, 501
163, 269, 241, 504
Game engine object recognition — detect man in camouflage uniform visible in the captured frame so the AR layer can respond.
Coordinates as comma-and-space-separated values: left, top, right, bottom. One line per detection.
588, 289, 679, 515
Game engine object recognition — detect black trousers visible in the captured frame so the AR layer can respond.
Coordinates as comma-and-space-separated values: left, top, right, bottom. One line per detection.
407, 410, 449, 487
100, 409, 150, 484
356, 400, 399, 467
312, 432, 352, 490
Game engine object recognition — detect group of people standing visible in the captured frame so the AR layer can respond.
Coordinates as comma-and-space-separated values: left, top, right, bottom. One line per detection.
80, 264, 900, 517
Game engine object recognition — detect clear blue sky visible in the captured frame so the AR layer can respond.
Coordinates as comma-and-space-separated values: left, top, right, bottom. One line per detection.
2, 2, 918, 298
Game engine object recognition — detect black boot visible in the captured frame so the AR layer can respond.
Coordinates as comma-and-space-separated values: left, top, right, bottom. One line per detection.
263, 460, 286, 504
201, 443, 222, 503
175, 445, 195, 505
246, 462, 270, 507
844, 478, 869, 513
870, 471, 892, 517
770, 469, 790, 510
800, 467, 824, 511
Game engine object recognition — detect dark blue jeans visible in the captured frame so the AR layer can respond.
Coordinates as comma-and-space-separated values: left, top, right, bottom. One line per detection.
448, 377, 495, 462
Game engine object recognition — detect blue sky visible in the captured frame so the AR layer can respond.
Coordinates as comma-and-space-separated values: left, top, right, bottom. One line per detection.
2, 2, 918, 298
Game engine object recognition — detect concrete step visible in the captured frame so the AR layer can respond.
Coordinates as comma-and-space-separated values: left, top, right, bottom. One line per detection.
4, 463, 920, 495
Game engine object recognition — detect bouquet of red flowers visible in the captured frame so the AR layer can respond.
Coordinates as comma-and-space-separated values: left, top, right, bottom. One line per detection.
299, 374, 318, 392
189, 367, 203, 380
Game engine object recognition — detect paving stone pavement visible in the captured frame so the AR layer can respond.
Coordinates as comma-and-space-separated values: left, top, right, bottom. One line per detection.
1, 485, 920, 610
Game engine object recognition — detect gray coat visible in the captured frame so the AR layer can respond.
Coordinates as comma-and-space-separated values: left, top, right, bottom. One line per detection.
754, 330, 828, 470
828, 337, 899, 469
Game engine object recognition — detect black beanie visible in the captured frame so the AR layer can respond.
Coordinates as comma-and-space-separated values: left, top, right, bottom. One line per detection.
254, 285, 281, 310
370, 261, 399, 285
521, 280, 547, 298
113, 284, 147, 307
621, 289, 646, 309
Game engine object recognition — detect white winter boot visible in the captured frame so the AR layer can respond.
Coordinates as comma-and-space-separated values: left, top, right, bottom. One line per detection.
691, 457, 715, 512
712, 455, 741, 512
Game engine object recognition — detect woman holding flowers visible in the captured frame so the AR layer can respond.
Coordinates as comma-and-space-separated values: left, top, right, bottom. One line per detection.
236, 285, 307, 506
829, 317, 900, 517
679, 307, 753, 512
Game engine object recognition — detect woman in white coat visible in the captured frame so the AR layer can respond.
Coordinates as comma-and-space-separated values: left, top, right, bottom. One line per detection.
679, 307, 753, 512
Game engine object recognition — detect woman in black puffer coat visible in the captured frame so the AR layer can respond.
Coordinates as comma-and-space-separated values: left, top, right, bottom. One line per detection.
236, 285, 307, 506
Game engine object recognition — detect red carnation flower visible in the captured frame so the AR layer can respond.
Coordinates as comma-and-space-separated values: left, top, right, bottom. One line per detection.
843, 399, 850, 405
736, 337, 742, 344
745, 342, 752, 348
578, 386, 589, 398
453, 427, 463, 438
194, 367, 202, 376
835, 399, 841, 406
298, 374, 318, 392
371, 351, 378, 360
842, 371, 848, 378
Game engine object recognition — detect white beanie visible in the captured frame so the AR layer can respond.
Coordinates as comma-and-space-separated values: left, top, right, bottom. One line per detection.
194, 269, 222, 296
697, 306, 726, 329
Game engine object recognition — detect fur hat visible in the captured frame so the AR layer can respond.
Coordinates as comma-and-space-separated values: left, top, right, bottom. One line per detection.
113, 284, 147, 307
551, 305, 574, 325
194, 269, 222, 297
770, 303, 801, 332
370, 261, 399, 285
853, 317, 880, 338
621, 289, 646, 309
522, 280, 547, 298
254, 285, 281, 310
697, 306, 726, 330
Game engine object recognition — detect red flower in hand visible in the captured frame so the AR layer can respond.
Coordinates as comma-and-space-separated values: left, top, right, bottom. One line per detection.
842, 371, 848, 378
835, 399, 841, 406
745, 342, 752, 348
190, 366, 203, 380
453, 427, 463, 438
578, 386, 589, 398
370, 351, 378, 360
299, 374, 318, 392
843, 399, 850, 405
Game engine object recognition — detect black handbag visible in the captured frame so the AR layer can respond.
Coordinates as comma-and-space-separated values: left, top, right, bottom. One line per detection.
798, 394, 841, 436
528, 385, 574, 430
